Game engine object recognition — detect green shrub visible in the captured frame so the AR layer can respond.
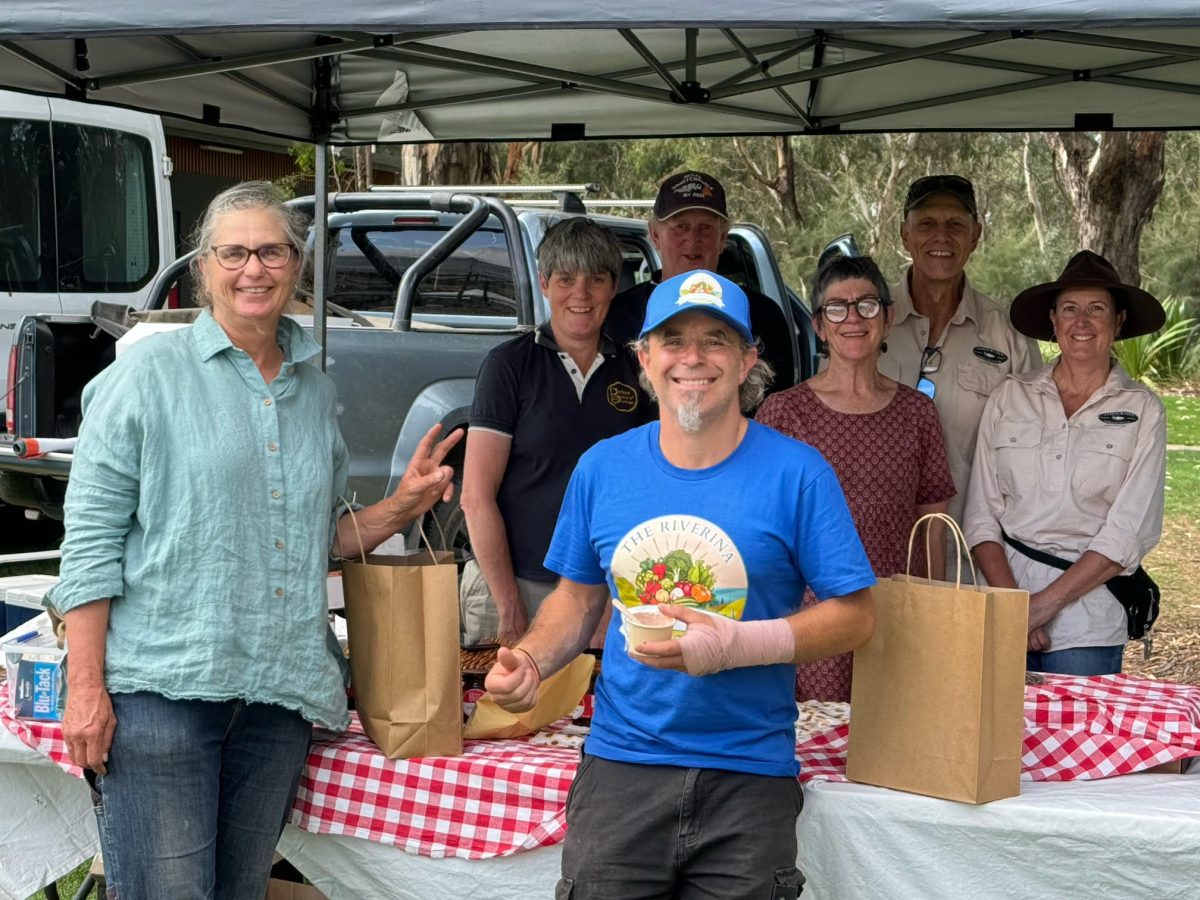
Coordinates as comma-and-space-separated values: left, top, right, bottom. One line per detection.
1113, 296, 1197, 386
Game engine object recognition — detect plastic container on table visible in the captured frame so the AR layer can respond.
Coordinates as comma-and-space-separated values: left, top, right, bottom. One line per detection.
0, 574, 59, 633
3, 627, 67, 721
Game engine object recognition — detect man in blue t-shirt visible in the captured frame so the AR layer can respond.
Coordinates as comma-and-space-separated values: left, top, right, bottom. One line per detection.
486, 270, 876, 899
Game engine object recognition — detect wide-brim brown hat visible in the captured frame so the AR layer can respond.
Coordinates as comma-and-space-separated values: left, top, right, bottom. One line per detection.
1009, 250, 1165, 342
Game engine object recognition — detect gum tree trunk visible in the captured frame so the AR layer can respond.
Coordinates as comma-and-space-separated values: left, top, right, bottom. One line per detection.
1044, 131, 1166, 284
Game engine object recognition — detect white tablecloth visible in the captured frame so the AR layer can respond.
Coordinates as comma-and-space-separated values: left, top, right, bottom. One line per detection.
0, 728, 97, 900
277, 772, 1200, 900
5, 731, 1199, 900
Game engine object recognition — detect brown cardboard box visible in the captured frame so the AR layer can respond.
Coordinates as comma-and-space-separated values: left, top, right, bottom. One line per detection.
265, 878, 329, 899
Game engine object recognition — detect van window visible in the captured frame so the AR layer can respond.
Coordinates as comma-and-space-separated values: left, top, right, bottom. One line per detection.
0, 118, 54, 293
333, 225, 516, 317
0, 118, 157, 294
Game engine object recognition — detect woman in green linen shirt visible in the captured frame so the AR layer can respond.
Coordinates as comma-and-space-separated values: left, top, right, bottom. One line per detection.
49, 181, 461, 900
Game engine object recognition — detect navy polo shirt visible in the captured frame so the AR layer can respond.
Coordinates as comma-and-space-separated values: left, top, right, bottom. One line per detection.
470, 323, 650, 581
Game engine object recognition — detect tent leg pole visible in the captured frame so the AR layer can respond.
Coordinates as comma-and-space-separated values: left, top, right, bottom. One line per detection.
312, 141, 329, 371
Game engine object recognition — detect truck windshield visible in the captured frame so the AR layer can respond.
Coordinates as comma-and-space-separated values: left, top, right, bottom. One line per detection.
0, 118, 158, 294
334, 225, 516, 318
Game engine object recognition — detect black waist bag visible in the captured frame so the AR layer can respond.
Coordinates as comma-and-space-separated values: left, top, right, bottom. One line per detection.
1001, 532, 1160, 640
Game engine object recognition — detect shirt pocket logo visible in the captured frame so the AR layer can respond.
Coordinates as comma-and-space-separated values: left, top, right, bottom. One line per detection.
1098, 411, 1139, 425
607, 382, 639, 412
973, 346, 1009, 365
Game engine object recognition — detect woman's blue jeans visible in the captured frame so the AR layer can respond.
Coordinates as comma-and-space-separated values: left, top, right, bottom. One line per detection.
89, 691, 312, 900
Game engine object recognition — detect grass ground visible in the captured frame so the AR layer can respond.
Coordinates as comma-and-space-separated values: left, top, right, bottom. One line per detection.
1163, 393, 1200, 446
1124, 444, 1200, 683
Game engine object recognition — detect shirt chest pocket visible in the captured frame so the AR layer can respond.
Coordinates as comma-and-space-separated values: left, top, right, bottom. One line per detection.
991, 420, 1042, 496
958, 365, 1005, 397
1071, 426, 1138, 504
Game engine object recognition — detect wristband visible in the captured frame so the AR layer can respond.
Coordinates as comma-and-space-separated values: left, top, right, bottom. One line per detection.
511, 646, 542, 685
678, 615, 795, 676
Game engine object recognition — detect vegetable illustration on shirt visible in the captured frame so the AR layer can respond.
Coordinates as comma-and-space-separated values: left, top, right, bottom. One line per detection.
613, 516, 747, 620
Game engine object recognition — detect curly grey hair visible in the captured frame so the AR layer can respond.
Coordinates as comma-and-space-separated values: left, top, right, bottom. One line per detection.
631, 334, 775, 414
189, 181, 310, 307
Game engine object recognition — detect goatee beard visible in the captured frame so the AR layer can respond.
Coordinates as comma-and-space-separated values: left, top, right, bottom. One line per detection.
675, 394, 704, 433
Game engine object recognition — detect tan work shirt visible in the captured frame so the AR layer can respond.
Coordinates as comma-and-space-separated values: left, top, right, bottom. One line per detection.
963, 363, 1166, 649
880, 269, 1041, 526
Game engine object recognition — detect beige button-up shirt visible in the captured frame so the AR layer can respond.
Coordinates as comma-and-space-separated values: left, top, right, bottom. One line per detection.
880, 269, 1041, 526
963, 363, 1166, 649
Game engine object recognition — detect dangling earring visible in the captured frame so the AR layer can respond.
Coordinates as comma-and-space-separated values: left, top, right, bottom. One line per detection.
880, 341, 888, 354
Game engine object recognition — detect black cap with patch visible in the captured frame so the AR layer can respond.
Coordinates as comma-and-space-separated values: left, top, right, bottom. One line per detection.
653, 171, 729, 221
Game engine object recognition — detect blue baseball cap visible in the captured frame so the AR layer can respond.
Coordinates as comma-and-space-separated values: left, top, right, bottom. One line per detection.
638, 270, 754, 344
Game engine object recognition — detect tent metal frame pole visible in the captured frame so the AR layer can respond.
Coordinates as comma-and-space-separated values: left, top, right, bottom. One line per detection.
708, 36, 816, 90
832, 35, 1064, 77
708, 31, 1013, 100
685, 29, 697, 83
159, 35, 311, 113
824, 71, 1077, 127
618, 29, 686, 100
1098, 74, 1200, 96
719, 29, 812, 126
88, 38, 380, 89
0, 41, 84, 91
383, 41, 674, 103
343, 83, 560, 119
313, 142, 329, 372
829, 50, 1200, 127
567, 83, 810, 128
1033, 30, 1200, 59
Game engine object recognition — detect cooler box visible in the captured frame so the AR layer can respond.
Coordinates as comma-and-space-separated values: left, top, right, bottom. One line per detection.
0, 574, 59, 632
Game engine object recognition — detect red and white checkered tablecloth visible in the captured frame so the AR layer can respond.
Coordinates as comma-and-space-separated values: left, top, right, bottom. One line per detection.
795, 674, 1200, 784
3, 674, 1198, 858
292, 715, 578, 858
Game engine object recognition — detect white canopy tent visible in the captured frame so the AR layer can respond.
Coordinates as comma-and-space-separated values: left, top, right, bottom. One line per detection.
4, 3, 1200, 145
6, 2, 1200, 346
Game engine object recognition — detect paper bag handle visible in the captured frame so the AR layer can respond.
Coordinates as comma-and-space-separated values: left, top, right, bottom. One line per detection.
338, 496, 441, 563
904, 512, 977, 588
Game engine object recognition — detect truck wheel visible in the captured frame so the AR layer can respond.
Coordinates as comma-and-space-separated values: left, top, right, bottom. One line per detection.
428, 478, 471, 568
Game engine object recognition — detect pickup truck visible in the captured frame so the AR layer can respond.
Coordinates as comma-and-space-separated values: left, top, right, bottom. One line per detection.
1, 188, 816, 555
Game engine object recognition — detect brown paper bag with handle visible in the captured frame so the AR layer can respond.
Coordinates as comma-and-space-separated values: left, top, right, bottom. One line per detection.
341, 510, 462, 759
847, 513, 1028, 804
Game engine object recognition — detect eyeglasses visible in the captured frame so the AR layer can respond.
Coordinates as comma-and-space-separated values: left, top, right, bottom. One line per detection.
920, 346, 942, 374
210, 243, 295, 270
817, 296, 884, 323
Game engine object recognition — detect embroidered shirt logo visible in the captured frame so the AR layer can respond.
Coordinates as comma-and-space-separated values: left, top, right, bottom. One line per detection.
1098, 411, 1139, 425
973, 346, 1009, 365
607, 382, 639, 412
676, 272, 725, 308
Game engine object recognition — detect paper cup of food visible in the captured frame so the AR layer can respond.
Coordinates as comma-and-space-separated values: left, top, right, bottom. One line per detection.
624, 606, 676, 654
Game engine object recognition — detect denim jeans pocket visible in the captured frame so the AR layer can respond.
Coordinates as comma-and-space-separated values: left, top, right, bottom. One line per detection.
770, 864, 806, 899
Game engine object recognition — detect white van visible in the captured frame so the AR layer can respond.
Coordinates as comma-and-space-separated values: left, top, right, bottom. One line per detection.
0, 89, 174, 417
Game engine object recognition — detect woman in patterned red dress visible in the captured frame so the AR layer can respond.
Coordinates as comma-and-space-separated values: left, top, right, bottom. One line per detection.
756, 255, 955, 701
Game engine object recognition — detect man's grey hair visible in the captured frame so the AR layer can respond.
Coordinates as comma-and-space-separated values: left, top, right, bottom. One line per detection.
631, 333, 775, 414
537, 216, 624, 281
189, 180, 310, 307
812, 255, 892, 310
